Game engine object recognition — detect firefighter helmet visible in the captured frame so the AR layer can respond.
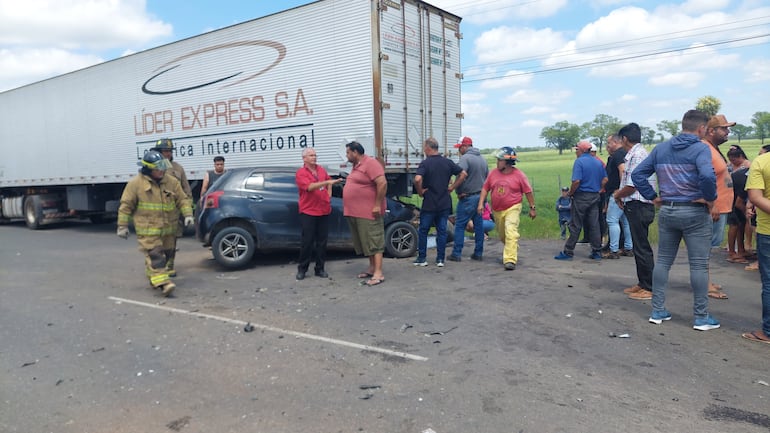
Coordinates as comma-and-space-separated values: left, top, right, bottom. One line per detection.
152, 138, 174, 151
138, 150, 170, 175
495, 146, 518, 165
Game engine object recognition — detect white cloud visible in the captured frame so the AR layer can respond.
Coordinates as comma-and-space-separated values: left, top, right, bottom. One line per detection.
0, 48, 103, 92
479, 70, 533, 89
522, 106, 555, 115
462, 91, 487, 102
431, 0, 567, 25
474, 26, 565, 64
0, 0, 172, 50
648, 71, 704, 88
744, 58, 770, 83
504, 88, 572, 105
522, 119, 548, 128
620, 94, 637, 101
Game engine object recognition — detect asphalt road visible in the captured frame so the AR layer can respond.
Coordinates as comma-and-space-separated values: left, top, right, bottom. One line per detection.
1, 220, 769, 433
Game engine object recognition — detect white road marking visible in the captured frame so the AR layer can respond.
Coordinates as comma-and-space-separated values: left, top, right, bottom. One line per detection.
108, 296, 428, 362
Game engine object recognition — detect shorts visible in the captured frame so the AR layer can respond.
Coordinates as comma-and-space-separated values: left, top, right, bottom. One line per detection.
727, 209, 746, 226
346, 215, 384, 256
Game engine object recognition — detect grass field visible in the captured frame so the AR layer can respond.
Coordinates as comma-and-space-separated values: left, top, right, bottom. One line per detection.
404, 138, 765, 243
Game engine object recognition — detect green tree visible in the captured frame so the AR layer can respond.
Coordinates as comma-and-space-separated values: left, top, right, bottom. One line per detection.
541, 121, 581, 155
582, 114, 623, 153
752, 111, 770, 144
731, 124, 753, 143
656, 120, 680, 138
696, 95, 721, 117
640, 126, 657, 145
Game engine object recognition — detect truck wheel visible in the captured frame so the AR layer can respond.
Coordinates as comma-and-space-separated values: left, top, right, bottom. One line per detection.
211, 226, 255, 269
24, 196, 43, 230
384, 221, 417, 258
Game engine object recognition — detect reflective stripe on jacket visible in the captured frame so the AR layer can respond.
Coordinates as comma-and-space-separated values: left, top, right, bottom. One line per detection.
118, 173, 192, 236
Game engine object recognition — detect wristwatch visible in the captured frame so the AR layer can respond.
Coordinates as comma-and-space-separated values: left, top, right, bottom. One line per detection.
530, 205, 536, 210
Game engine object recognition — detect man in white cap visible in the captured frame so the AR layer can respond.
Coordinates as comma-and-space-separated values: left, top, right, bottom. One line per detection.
449, 136, 489, 262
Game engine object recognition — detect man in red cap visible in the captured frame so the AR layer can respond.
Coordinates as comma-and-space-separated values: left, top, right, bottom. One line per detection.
449, 136, 489, 262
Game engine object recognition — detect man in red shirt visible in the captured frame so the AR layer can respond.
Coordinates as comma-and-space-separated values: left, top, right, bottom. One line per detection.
343, 141, 388, 286
478, 147, 537, 270
295, 148, 342, 280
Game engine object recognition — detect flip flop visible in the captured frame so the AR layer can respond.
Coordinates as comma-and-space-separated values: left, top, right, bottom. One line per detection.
745, 262, 759, 271
741, 330, 770, 345
726, 256, 749, 264
362, 277, 385, 286
708, 290, 728, 300
356, 272, 374, 279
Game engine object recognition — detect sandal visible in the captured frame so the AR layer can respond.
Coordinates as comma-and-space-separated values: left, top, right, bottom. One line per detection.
708, 290, 728, 300
745, 262, 759, 271
356, 272, 374, 279
727, 256, 749, 264
361, 277, 385, 286
741, 330, 770, 345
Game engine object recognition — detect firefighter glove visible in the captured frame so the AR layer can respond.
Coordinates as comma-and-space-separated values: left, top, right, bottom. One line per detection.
184, 216, 195, 228
117, 226, 129, 239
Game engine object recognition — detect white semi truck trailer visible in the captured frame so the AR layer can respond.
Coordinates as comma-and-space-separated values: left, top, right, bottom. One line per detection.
0, 0, 462, 229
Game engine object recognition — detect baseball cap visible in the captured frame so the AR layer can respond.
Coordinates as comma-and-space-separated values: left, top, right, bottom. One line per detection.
454, 136, 473, 148
590, 143, 598, 152
561, 186, 569, 191
574, 141, 592, 152
707, 114, 736, 129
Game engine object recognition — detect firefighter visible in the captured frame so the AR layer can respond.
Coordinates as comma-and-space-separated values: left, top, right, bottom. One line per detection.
117, 150, 193, 296
151, 138, 192, 276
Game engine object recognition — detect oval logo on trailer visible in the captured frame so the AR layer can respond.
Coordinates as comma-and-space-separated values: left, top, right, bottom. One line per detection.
142, 41, 287, 95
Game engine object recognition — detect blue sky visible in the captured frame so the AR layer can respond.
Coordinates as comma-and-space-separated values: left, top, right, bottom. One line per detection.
1, 0, 768, 149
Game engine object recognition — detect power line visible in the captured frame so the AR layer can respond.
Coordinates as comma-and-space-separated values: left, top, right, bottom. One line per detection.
463, 15, 770, 73
462, 32, 770, 83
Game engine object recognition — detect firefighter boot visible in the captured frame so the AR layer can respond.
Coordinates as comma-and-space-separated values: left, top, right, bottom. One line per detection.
161, 281, 176, 297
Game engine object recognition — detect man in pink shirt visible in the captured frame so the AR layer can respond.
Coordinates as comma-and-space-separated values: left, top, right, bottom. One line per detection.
343, 141, 387, 286
478, 147, 537, 270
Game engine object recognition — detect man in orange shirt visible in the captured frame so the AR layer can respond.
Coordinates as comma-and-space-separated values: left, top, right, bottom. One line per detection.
703, 114, 735, 299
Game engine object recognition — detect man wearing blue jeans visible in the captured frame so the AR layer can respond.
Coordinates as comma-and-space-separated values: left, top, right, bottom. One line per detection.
604, 135, 632, 258
632, 109, 720, 331
449, 136, 488, 262
743, 150, 770, 344
555, 140, 607, 261
413, 137, 467, 267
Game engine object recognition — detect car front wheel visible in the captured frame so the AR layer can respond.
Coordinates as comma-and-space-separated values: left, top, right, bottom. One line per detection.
384, 221, 417, 258
211, 226, 255, 269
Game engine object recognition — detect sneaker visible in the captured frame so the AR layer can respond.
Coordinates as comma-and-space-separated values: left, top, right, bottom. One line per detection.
470, 254, 483, 261
649, 309, 672, 325
693, 315, 720, 331
589, 251, 603, 260
413, 258, 428, 267
554, 251, 573, 261
504, 262, 516, 270
436, 260, 445, 267
447, 255, 462, 262
620, 249, 635, 257
623, 285, 643, 295
604, 251, 620, 259
628, 289, 653, 300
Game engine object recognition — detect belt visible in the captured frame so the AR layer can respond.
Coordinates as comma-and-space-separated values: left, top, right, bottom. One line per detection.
661, 201, 706, 207
457, 191, 480, 199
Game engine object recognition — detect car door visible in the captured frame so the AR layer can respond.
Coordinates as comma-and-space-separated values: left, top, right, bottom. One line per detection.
327, 181, 351, 248
243, 171, 302, 249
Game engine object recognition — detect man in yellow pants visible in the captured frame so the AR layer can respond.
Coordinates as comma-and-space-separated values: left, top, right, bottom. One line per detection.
117, 150, 193, 296
478, 147, 536, 270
